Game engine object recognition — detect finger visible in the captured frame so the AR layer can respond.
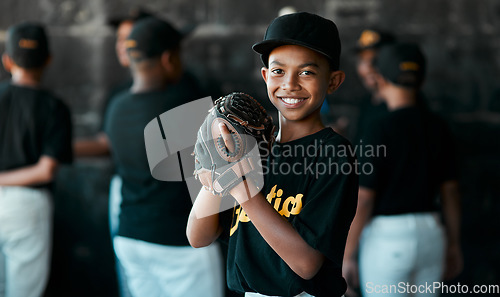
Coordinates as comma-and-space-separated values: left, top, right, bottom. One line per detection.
219, 123, 235, 152
199, 173, 213, 192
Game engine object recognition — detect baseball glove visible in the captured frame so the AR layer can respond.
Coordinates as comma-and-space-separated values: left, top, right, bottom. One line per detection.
193, 92, 275, 196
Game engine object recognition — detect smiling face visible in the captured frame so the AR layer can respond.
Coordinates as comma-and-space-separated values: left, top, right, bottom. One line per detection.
261, 45, 344, 123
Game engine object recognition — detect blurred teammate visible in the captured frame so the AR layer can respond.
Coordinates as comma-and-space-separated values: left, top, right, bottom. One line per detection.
104, 17, 223, 297
72, 9, 152, 297
343, 43, 463, 297
0, 22, 72, 297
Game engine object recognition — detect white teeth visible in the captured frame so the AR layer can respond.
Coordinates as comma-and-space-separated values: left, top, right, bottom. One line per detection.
281, 98, 303, 104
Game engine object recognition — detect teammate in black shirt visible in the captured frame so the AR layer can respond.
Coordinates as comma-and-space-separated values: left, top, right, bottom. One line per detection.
343, 43, 463, 297
104, 17, 223, 297
188, 12, 358, 297
74, 7, 152, 157
0, 22, 72, 297
72, 10, 153, 297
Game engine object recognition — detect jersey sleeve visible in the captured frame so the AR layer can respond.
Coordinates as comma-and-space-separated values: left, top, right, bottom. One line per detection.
41, 100, 73, 164
291, 140, 358, 262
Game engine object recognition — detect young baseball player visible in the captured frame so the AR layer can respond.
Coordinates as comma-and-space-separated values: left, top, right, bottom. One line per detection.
0, 22, 72, 297
187, 12, 358, 297
343, 43, 463, 297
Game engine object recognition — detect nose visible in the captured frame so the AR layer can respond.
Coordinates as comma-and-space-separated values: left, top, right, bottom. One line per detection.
282, 73, 301, 91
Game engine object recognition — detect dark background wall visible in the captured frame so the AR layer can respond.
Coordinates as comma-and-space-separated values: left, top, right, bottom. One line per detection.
0, 0, 499, 296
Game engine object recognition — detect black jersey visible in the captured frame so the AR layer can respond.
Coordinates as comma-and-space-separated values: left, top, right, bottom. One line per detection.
104, 73, 204, 245
226, 128, 358, 297
354, 94, 388, 144
0, 81, 73, 187
359, 105, 458, 215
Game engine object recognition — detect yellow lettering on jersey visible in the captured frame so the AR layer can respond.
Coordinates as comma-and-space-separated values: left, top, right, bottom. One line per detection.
279, 194, 303, 217
266, 185, 277, 202
230, 205, 250, 236
290, 194, 303, 215
230, 184, 304, 236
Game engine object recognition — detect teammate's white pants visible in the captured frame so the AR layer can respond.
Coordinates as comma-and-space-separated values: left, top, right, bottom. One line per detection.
108, 175, 132, 297
0, 186, 52, 297
359, 212, 445, 297
108, 175, 122, 238
114, 236, 223, 297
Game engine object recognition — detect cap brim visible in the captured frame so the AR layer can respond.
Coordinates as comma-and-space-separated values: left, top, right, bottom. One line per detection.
252, 39, 333, 62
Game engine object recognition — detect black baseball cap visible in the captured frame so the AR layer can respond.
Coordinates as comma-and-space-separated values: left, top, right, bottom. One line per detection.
252, 12, 341, 70
125, 17, 183, 61
354, 28, 395, 52
6, 22, 50, 69
108, 7, 153, 28
375, 42, 426, 88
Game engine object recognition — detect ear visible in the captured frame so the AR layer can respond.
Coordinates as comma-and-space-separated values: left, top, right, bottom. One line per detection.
326, 70, 345, 94
2, 53, 13, 73
261, 67, 268, 84
161, 50, 182, 72
160, 51, 174, 71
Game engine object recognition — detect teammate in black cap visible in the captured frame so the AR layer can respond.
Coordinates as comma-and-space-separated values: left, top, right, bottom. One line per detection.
352, 29, 395, 142
103, 17, 223, 297
188, 12, 358, 297
0, 22, 72, 297
354, 29, 395, 95
72, 9, 153, 297
74, 7, 153, 157
344, 43, 463, 297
